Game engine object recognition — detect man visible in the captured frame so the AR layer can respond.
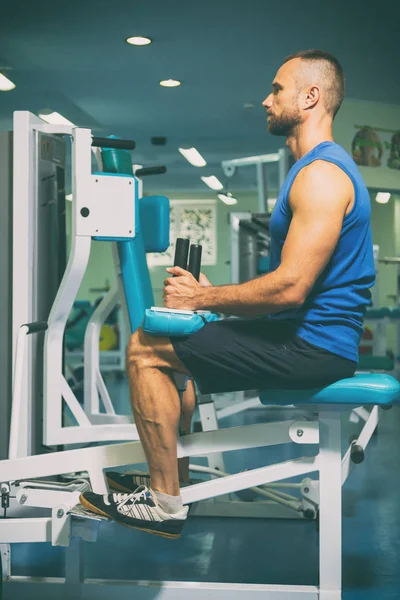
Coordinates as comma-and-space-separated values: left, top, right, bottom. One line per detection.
80, 50, 375, 538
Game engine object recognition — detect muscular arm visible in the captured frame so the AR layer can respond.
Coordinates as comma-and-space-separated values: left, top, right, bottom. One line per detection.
194, 160, 353, 315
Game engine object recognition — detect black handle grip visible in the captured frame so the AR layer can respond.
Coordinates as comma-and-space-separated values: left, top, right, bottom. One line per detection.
135, 166, 167, 177
91, 137, 136, 150
188, 244, 202, 281
23, 321, 48, 334
174, 238, 190, 271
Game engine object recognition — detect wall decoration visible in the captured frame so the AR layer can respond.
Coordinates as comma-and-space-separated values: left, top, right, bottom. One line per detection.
352, 125, 400, 169
388, 132, 400, 170
147, 200, 217, 266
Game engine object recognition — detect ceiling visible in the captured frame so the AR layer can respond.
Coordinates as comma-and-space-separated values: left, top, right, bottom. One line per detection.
0, 0, 399, 192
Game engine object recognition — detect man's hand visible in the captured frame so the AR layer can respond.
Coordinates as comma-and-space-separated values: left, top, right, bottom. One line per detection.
164, 266, 205, 310
199, 272, 212, 287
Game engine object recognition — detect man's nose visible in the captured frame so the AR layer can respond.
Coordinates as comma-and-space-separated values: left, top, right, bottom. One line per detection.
262, 93, 272, 108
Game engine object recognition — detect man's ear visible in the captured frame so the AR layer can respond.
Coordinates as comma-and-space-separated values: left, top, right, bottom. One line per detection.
303, 85, 320, 110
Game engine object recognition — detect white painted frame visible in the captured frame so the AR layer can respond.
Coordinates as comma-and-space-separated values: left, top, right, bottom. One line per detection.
83, 281, 132, 426
12, 112, 138, 449
0, 405, 373, 599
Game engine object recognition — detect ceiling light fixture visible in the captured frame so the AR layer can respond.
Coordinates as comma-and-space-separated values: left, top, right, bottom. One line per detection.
201, 175, 224, 191
375, 192, 391, 204
39, 111, 75, 126
126, 36, 152, 46
0, 73, 16, 91
179, 147, 207, 167
160, 79, 181, 88
217, 193, 238, 205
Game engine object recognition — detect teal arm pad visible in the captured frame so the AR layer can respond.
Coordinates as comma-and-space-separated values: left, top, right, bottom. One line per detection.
143, 309, 220, 337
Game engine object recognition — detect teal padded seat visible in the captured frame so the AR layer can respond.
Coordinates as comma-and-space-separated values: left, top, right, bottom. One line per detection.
365, 307, 391, 319
389, 307, 400, 319
259, 373, 400, 407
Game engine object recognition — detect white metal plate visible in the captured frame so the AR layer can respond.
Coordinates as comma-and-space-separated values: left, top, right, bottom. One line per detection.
77, 175, 135, 238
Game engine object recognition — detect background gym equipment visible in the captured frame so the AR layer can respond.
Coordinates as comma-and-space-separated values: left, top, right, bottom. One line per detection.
230, 212, 271, 284
222, 149, 293, 213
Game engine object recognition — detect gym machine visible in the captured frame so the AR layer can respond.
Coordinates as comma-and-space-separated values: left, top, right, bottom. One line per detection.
221, 150, 291, 285
0, 123, 67, 459
361, 248, 400, 376
0, 113, 398, 600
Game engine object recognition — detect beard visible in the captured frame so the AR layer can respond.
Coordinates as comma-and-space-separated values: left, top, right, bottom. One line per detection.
268, 106, 302, 137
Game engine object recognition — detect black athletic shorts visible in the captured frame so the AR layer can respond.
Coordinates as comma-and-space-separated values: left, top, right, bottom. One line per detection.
171, 318, 357, 395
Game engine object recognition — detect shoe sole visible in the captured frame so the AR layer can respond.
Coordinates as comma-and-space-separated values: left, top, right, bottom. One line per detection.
106, 476, 141, 494
79, 495, 181, 540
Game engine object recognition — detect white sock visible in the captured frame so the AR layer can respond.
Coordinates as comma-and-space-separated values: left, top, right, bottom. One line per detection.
152, 489, 184, 515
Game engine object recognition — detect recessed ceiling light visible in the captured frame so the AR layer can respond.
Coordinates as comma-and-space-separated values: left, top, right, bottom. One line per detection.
160, 79, 181, 88
126, 36, 152, 46
179, 147, 207, 167
217, 193, 238, 205
375, 192, 391, 204
201, 175, 224, 191
39, 111, 75, 126
0, 73, 16, 91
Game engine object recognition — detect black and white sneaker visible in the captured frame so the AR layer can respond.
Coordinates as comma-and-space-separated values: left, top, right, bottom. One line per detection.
79, 486, 188, 539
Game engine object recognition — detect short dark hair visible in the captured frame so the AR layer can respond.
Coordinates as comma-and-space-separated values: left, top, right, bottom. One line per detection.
283, 50, 345, 118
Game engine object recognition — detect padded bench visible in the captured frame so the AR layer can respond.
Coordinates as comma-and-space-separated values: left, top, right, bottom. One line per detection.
259, 372, 399, 406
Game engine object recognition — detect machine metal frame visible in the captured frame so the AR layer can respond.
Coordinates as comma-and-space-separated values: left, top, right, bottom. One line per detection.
0, 112, 386, 600
2, 403, 369, 600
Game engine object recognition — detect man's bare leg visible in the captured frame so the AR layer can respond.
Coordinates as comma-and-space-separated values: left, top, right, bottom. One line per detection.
79, 327, 191, 535
178, 379, 196, 483
126, 327, 191, 497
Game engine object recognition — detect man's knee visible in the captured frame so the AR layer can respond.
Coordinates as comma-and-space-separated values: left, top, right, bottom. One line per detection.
127, 327, 157, 368
126, 327, 190, 375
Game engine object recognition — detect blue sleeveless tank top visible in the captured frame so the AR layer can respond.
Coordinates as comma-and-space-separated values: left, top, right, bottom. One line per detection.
268, 141, 375, 363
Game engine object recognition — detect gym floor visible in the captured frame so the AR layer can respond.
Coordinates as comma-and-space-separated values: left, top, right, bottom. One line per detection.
6, 378, 400, 599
